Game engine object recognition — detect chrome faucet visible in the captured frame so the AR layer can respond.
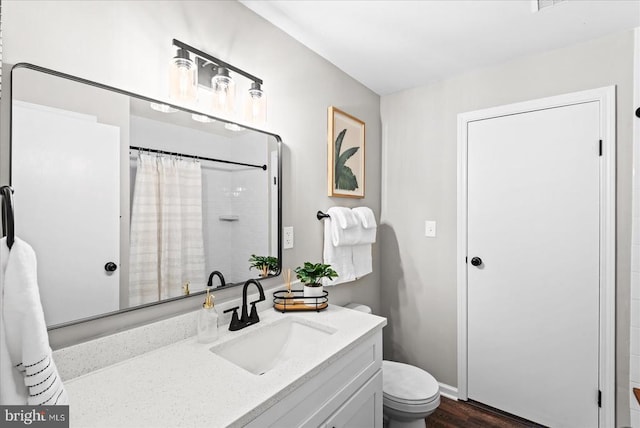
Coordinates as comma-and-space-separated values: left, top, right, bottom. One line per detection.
207, 270, 226, 288
223, 279, 265, 331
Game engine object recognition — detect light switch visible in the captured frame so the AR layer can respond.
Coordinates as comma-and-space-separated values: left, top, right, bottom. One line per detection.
283, 226, 294, 249
425, 221, 436, 238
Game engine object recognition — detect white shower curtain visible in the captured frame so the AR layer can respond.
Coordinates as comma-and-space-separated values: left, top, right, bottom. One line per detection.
129, 154, 205, 305
129, 154, 160, 305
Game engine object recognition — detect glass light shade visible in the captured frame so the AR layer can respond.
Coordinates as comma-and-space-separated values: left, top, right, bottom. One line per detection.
150, 102, 178, 113
169, 49, 196, 103
224, 123, 245, 132
191, 114, 215, 123
244, 83, 267, 126
211, 67, 236, 118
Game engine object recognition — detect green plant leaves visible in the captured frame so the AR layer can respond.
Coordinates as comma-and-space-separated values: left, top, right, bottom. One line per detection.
248, 254, 279, 274
334, 128, 359, 191
294, 262, 338, 284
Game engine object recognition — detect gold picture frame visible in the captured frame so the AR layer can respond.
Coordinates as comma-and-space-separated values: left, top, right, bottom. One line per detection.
327, 106, 365, 198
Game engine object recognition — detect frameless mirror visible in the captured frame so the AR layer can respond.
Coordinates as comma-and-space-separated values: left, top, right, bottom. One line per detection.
10, 64, 281, 328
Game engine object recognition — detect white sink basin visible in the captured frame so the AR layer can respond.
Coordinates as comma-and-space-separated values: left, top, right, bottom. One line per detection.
210, 317, 336, 375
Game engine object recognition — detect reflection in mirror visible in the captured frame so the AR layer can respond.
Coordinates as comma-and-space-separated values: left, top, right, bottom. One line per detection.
10, 64, 281, 328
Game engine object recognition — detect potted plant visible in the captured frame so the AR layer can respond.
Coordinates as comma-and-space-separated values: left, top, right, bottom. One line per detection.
249, 254, 279, 277
294, 262, 338, 302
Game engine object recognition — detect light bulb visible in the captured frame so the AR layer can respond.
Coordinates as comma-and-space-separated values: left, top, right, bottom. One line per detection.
244, 82, 267, 126
211, 66, 235, 118
169, 48, 196, 103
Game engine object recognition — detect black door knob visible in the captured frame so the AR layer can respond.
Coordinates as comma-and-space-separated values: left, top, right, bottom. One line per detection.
104, 262, 118, 272
471, 257, 482, 267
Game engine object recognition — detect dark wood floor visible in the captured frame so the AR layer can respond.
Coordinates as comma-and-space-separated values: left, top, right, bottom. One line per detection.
426, 397, 544, 428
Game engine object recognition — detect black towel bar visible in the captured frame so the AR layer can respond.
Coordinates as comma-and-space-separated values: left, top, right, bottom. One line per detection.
1, 185, 15, 249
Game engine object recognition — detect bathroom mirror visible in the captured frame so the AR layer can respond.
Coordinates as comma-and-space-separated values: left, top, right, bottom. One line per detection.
10, 63, 281, 328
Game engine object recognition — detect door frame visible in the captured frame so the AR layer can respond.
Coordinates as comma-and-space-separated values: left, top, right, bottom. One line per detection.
456, 86, 616, 427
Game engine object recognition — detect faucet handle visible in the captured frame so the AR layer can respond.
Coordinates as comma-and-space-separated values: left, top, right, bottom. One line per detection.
248, 302, 260, 323
224, 306, 241, 331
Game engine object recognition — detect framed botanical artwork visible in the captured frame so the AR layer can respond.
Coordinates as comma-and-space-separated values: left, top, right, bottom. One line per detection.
327, 106, 365, 198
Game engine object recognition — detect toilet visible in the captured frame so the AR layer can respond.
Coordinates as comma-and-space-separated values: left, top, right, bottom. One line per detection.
345, 303, 441, 428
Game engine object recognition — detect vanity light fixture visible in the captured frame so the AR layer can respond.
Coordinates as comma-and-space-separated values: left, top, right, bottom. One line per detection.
171, 39, 267, 126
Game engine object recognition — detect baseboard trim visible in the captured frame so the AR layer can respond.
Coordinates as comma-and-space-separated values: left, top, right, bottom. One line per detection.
439, 382, 458, 400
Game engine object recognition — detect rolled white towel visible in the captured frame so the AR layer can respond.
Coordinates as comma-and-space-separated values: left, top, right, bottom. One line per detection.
327, 207, 361, 246
352, 207, 376, 244
353, 207, 377, 229
327, 207, 359, 229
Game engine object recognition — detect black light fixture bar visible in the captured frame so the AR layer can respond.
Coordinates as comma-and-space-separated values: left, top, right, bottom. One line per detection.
172, 39, 263, 85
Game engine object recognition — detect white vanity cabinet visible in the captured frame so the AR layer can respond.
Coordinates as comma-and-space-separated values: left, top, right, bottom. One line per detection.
245, 330, 383, 428
62, 307, 387, 428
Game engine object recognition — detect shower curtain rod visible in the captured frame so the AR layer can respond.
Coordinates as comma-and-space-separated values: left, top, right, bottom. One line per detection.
130, 145, 267, 170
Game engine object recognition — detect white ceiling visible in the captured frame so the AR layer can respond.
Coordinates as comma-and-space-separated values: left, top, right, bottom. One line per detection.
240, 0, 640, 95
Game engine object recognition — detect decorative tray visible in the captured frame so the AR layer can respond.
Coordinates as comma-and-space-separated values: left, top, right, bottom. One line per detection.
273, 289, 328, 312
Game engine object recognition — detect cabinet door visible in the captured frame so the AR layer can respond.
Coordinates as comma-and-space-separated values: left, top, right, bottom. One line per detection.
322, 370, 383, 428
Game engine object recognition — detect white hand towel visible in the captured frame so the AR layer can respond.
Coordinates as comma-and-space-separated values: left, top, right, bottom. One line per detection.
353, 244, 373, 278
0, 237, 68, 405
352, 207, 377, 244
323, 218, 356, 286
0, 238, 26, 404
328, 207, 361, 246
351, 208, 376, 278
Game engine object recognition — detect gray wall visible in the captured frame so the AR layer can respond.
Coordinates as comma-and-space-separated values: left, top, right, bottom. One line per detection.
1, 1, 381, 344
380, 30, 635, 426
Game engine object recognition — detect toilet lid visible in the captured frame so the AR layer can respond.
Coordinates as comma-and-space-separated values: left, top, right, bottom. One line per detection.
383, 360, 440, 405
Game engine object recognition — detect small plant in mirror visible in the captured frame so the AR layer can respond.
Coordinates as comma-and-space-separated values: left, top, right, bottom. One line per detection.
294, 262, 338, 287
249, 255, 279, 277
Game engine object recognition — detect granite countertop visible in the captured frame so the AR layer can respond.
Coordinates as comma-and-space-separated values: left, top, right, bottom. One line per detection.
64, 305, 386, 428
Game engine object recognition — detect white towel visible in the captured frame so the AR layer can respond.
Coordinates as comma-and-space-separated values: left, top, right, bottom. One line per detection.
352, 207, 376, 278
0, 237, 68, 405
328, 207, 361, 246
353, 207, 377, 229
353, 245, 372, 278
0, 238, 25, 404
323, 218, 356, 286
352, 207, 377, 244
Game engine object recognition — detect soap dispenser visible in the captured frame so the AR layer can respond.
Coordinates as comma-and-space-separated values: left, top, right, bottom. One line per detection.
197, 289, 219, 343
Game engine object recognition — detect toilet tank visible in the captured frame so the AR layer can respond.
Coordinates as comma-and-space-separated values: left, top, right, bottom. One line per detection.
344, 303, 372, 314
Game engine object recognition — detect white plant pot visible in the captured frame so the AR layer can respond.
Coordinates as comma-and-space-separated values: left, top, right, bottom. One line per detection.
303, 284, 324, 305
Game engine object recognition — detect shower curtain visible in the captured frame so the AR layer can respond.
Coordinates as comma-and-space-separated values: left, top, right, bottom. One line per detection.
129, 154, 205, 306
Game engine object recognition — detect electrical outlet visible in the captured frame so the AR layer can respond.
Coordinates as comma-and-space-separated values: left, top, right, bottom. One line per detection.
425, 220, 436, 238
283, 226, 294, 249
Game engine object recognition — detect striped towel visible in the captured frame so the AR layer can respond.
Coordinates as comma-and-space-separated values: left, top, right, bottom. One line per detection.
0, 237, 68, 405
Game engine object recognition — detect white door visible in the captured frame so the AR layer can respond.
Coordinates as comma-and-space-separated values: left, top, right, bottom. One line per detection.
12, 101, 120, 326
466, 102, 601, 427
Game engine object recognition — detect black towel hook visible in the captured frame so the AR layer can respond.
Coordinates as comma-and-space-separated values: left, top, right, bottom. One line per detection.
1, 185, 15, 249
